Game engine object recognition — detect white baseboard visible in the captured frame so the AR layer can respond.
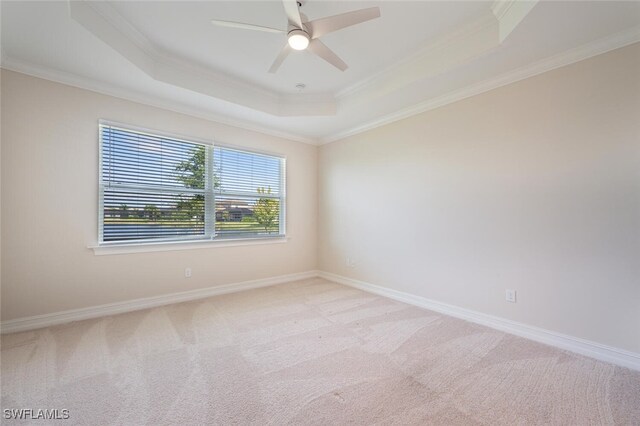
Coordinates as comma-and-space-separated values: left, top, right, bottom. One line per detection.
0, 270, 319, 334
318, 271, 640, 372
5, 269, 638, 372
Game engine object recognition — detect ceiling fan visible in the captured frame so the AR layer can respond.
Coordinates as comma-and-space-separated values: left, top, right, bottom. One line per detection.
211, 0, 381, 73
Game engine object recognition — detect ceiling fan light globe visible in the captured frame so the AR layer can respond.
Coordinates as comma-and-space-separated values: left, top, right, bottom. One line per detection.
288, 29, 309, 50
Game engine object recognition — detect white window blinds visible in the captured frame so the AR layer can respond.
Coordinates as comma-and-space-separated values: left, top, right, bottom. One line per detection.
99, 123, 285, 244
214, 146, 283, 238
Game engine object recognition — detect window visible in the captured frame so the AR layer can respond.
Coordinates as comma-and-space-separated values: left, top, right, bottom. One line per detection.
99, 122, 285, 244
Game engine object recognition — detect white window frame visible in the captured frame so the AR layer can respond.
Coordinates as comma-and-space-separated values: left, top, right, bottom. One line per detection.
97, 120, 287, 250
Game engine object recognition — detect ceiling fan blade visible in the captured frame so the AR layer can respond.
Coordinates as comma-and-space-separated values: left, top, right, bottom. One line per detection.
307, 7, 380, 39
269, 43, 292, 73
282, 0, 303, 28
211, 20, 284, 34
308, 39, 348, 71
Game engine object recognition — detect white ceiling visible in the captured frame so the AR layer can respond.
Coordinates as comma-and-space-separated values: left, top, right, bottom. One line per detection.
108, 1, 490, 94
2, 1, 639, 144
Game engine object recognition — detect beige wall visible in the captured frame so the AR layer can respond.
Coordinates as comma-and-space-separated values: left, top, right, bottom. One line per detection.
319, 43, 640, 353
2, 43, 639, 353
0, 70, 318, 321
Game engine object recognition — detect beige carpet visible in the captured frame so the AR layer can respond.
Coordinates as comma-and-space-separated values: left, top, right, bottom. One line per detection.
2, 277, 639, 425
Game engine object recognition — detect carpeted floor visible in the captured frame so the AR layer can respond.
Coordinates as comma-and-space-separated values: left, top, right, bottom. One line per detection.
2, 277, 639, 425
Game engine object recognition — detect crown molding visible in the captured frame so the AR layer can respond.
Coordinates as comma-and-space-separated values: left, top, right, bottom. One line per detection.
68, 0, 508, 123
491, 0, 515, 21
5, 2, 637, 146
337, 14, 500, 115
0, 56, 318, 145
336, 14, 499, 102
68, 0, 336, 117
321, 25, 640, 144
492, 0, 539, 42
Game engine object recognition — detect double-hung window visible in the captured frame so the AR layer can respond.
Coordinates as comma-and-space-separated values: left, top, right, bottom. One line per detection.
99, 122, 285, 244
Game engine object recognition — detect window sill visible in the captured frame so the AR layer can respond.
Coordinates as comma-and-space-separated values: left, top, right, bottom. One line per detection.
89, 236, 289, 256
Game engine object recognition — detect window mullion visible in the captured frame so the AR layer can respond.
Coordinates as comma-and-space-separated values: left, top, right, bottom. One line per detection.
279, 158, 286, 235
205, 145, 215, 240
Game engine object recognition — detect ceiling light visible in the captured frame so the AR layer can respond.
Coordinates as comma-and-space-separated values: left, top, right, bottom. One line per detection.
288, 29, 309, 50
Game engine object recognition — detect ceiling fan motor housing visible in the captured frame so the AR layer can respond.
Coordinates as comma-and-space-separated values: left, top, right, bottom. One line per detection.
212, 0, 381, 72
287, 29, 310, 50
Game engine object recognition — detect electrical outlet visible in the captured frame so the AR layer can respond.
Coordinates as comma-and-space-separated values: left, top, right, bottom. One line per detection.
505, 289, 516, 303
345, 257, 356, 268
185, 267, 192, 278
